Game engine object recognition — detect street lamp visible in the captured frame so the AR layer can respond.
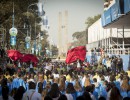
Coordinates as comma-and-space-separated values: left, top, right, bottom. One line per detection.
27, 2, 45, 55
9, 2, 18, 47
36, 32, 42, 56
26, 3, 39, 54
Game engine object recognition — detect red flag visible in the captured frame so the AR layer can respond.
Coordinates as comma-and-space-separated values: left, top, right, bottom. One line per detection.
21, 54, 38, 65
66, 46, 86, 64
7, 50, 23, 61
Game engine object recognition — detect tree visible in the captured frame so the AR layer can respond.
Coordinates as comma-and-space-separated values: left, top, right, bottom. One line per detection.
104, 0, 108, 2
85, 14, 101, 28
51, 45, 58, 57
0, 0, 38, 49
0, 0, 49, 53
69, 30, 87, 49
70, 14, 101, 49
40, 31, 49, 50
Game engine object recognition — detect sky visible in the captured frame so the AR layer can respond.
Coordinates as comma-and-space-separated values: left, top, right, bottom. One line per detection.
43, 0, 104, 45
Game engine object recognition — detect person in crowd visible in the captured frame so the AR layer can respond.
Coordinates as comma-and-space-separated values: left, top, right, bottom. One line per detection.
0, 86, 14, 100
117, 55, 123, 73
66, 83, 77, 100
76, 95, 85, 100
59, 78, 65, 94
47, 83, 61, 100
120, 77, 130, 98
126, 67, 130, 78
37, 82, 43, 94
102, 56, 107, 70
81, 73, 86, 87
44, 95, 52, 100
111, 56, 117, 75
12, 74, 19, 89
109, 87, 122, 100
85, 86, 96, 100
84, 75, 91, 87
53, 69, 59, 79
99, 96, 106, 100
10, 88, 17, 98
106, 57, 111, 71
53, 78, 59, 84
82, 91, 92, 100
18, 73, 26, 89
58, 94, 67, 100
14, 86, 25, 100
41, 88, 48, 100
123, 97, 130, 100
74, 79, 82, 92
28, 73, 35, 83
22, 81, 42, 100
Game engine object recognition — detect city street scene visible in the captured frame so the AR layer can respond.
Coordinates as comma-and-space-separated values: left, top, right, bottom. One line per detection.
1, 0, 130, 100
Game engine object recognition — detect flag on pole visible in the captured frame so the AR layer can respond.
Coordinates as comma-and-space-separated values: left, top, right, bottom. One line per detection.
66, 46, 86, 64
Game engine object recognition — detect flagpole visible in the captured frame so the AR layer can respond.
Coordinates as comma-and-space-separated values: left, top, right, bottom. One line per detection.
12, 2, 14, 27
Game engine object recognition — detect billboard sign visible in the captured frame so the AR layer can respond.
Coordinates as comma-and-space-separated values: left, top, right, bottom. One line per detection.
104, 8, 112, 25
111, 0, 121, 21
124, 0, 130, 14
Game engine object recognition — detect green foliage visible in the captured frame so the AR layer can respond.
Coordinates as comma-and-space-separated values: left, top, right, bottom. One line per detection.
85, 14, 101, 28
69, 30, 87, 49
0, 0, 49, 52
104, 0, 108, 2
70, 14, 101, 49
51, 45, 58, 56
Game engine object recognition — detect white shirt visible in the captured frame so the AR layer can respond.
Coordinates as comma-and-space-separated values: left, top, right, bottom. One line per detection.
18, 62, 21, 67
106, 60, 111, 68
82, 76, 86, 87
45, 66, 52, 71
65, 94, 74, 100
30, 63, 33, 68
89, 92, 96, 100
53, 74, 59, 78
77, 61, 80, 68
0, 96, 14, 100
22, 89, 42, 100
105, 76, 110, 82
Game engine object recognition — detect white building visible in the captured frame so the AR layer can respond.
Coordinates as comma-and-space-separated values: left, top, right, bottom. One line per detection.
87, 18, 130, 52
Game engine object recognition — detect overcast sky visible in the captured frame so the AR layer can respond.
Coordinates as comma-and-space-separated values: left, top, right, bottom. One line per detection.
43, 0, 104, 45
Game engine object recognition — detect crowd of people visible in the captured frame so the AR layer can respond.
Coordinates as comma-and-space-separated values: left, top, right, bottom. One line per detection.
0, 50, 130, 100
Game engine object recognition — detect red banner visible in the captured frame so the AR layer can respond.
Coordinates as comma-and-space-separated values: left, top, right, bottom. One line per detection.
7, 50, 23, 61
66, 46, 86, 64
21, 54, 38, 64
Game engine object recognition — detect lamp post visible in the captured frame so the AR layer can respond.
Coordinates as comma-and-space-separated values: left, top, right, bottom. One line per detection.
37, 32, 42, 56
25, 3, 38, 53
27, 1, 45, 55
26, 3, 38, 54
30, 16, 41, 55
9, 2, 18, 48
